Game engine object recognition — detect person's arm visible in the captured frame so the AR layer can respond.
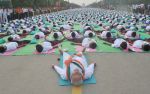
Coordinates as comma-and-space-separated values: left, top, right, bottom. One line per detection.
53, 65, 67, 80
84, 63, 95, 80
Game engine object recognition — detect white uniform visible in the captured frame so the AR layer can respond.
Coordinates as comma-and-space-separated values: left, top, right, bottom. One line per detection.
42, 42, 53, 52
146, 26, 150, 32
84, 26, 91, 30
54, 52, 95, 80
3, 42, 18, 52
10, 34, 21, 41
70, 31, 81, 39
132, 40, 149, 49
100, 31, 111, 39
112, 38, 128, 48
125, 30, 139, 39
84, 30, 95, 37
35, 32, 45, 38
61, 24, 71, 30
82, 38, 96, 48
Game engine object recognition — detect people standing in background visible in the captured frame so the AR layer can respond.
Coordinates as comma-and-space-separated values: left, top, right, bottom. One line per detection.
3, 8, 8, 23
0, 8, 3, 23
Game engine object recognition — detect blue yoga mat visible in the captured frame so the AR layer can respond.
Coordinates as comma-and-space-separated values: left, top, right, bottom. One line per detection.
59, 53, 96, 86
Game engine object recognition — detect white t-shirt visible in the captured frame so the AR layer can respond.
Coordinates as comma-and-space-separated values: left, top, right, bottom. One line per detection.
42, 42, 53, 52
112, 38, 126, 48
100, 31, 111, 39
61, 24, 71, 30
132, 40, 149, 49
125, 30, 139, 39
10, 34, 21, 41
84, 30, 95, 37
84, 26, 91, 30
4, 42, 18, 51
82, 38, 96, 48
70, 31, 81, 39
35, 32, 45, 38
146, 26, 150, 32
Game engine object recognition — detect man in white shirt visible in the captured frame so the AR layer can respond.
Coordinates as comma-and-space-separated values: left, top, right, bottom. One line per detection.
0, 40, 30, 53
84, 30, 95, 38
36, 41, 59, 53
52, 47, 96, 86
132, 40, 150, 51
124, 30, 140, 39
34, 32, 45, 39
71, 37, 97, 49
99, 31, 112, 39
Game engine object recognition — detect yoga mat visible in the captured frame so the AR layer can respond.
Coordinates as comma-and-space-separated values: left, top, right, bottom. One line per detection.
59, 53, 96, 86
137, 32, 150, 39
95, 37, 122, 52
75, 46, 96, 52
55, 40, 76, 54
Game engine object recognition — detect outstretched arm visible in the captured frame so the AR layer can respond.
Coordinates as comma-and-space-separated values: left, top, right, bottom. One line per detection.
84, 63, 96, 80
52, 65, 67, 80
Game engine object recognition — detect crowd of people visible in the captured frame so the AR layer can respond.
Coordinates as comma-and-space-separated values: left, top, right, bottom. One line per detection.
0, 8, 150, 53
0, 7, 63, 24
0, 8, 150, 85
132, 4, 150, 14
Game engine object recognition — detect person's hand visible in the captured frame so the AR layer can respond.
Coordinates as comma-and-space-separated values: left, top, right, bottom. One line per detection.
52, 64, 55, 70
94, 63, 96, 68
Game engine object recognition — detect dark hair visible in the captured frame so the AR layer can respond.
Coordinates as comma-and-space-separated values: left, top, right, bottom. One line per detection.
88, 32, 93, 38
36, 44, 43, 52
120, 27, 125, 31
53, 24, 56, 27
8, 37, 13, 42
35, 35, 40, 39
23, 30, 27, 34
131, 32, 136, 37
60, 27, 64, 32
106, 32, 111, 38
71, 32, 76, 38
142, 44, 150, 51
120, 42, 127, 49
86, 27, 91, 30
0, 46, 6, 53
89, 42, 97, 49
53, 33, 58, 39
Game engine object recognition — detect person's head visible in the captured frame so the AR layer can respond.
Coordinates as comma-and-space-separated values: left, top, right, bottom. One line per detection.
71, 69, 83, 86
60, 27, 64, 32
106, 32, 111, 38
131, 32, 137, 37
53, 33, 58, 39
23, 30, 27, 34
0, 46, 6, 53
120, 27, 125, 31
86, 27, 91, 31
88, 32, 93, 38
8, 37, 13, 42
71, 32, 76, 38
35, 35, 40, 39
89, 42, 97, 49
36, 44, 43, 52
120, 42, 127, 50
142, 44, 150, 51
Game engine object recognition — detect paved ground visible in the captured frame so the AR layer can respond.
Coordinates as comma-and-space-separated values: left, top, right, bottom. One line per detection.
0, 53, 150, 94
